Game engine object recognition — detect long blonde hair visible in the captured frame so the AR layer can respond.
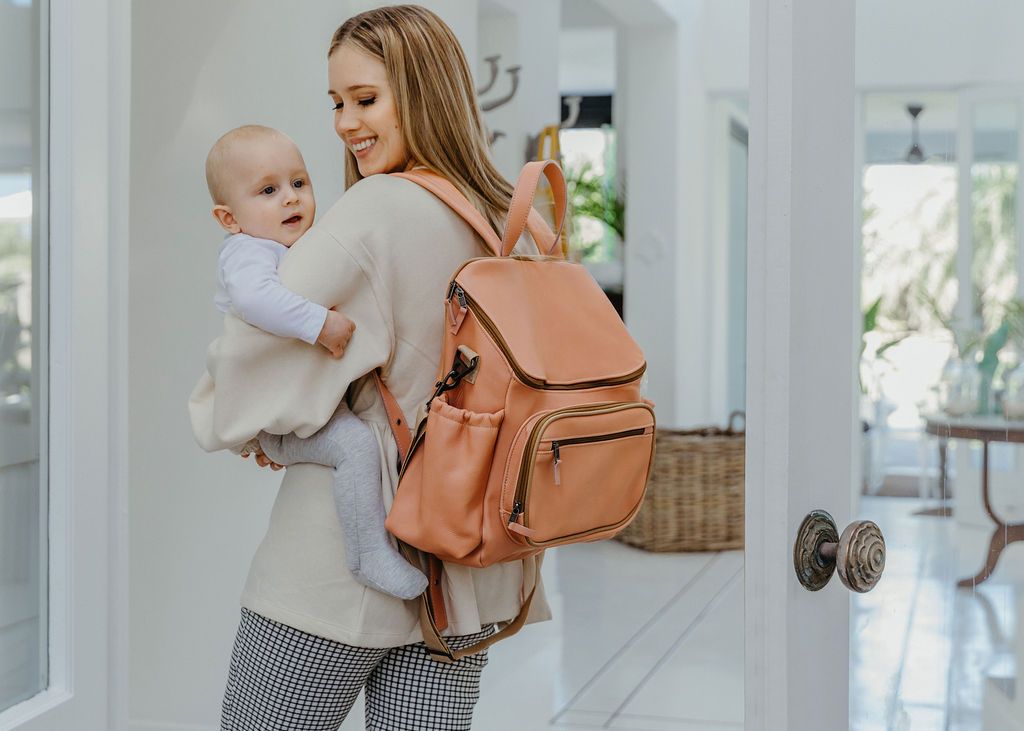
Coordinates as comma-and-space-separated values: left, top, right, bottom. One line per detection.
329, 5, 514, 237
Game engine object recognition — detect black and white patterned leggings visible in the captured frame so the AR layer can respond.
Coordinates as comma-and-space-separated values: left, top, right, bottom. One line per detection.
220, 607, 494, 731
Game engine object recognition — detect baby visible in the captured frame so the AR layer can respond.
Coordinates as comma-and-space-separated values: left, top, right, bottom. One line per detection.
205, 124, 427, 600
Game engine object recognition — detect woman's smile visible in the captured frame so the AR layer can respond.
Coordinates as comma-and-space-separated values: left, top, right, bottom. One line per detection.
349, 136, 378, 158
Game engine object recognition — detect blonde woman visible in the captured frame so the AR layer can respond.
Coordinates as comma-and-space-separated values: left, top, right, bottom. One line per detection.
189, 5, 549, 730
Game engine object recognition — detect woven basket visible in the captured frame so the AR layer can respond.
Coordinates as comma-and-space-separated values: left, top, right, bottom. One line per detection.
616, 412, 745, 552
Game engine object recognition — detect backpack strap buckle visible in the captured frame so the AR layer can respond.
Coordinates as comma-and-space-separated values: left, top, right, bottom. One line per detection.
428, 348, 480, 407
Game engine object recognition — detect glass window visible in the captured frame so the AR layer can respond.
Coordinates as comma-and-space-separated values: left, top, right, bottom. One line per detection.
859, 93, 959, 491
0, 0, 46, 713
971, 100, 1019, 332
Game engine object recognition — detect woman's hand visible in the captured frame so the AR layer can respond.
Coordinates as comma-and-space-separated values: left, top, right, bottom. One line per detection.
242, 450, 284, 471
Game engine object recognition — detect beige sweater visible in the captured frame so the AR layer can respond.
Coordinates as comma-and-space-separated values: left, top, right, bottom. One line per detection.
189, 174, 550, 647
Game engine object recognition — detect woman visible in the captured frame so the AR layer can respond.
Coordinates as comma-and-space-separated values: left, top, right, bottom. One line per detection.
189, 5, 550, 730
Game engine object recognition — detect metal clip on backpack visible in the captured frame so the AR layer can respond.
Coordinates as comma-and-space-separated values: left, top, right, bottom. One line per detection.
374, 160, 656, 663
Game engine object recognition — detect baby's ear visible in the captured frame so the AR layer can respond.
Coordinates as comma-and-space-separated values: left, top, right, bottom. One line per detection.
212, 205, 241, 234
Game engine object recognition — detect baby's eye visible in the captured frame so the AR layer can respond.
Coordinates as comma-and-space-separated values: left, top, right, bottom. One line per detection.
261, 186, 275, 195
292, 179, 305, 189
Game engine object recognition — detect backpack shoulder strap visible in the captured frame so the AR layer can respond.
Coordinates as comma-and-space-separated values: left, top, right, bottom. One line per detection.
392, 170, 503, 257
392, 168, 562, 259
372, 370, 448, 632
418, 576, 536, 664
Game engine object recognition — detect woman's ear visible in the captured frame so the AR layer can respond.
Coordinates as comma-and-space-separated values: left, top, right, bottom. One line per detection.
212, 205, 241, 234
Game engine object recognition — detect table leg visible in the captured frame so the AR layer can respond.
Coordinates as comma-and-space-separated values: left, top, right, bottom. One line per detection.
938, 437, 948, 498
958, 440, 1024, 588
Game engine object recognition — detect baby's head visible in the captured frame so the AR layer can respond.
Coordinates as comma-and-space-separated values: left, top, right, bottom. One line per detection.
205, 125, 315, 246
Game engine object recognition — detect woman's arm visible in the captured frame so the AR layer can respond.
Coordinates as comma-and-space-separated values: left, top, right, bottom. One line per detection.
189, 225, 393, 453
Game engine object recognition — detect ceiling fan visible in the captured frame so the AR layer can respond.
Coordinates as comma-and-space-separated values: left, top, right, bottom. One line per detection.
905, 104, 925, 163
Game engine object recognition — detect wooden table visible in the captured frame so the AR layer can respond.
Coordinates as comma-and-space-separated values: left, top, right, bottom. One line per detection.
924, 415, 1024, 588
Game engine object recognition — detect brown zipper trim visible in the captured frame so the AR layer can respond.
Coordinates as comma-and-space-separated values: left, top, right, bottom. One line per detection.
455, 286, 647, 390
449, 255, 564, 281
509, 402, 655, 545
544, 427, 648, 449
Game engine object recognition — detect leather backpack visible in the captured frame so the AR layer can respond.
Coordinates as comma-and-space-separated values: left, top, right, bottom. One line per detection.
374, 160, 655, 662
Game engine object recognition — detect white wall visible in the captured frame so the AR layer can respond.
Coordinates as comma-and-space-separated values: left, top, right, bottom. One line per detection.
618, 20, 683, 423
559, 27, 616, 95
128, 1, 560, 727
478, 0, 561, 178
856, 0, 1024, 89
583, 0, 740, 427
129, 6, 343, 725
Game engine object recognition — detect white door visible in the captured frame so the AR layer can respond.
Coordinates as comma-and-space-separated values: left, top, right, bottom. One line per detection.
0, 0, 128, 729
748, 2, 1024, 729
744, 1, 861, 728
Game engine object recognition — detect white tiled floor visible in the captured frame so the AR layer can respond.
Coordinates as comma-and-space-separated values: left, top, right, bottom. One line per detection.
341, 496, 1024, 730
475, 547, 742, 731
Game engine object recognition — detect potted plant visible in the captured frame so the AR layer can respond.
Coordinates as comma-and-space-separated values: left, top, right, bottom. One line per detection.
564, 161, 625, 316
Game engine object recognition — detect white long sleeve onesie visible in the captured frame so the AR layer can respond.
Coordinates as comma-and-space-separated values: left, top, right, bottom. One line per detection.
214, 232, 328, 344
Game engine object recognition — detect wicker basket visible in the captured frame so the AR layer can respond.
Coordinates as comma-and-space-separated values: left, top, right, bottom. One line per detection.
616, 412, 745, 552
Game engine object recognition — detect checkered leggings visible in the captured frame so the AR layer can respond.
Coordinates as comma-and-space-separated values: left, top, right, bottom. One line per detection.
220, 608, 494, 731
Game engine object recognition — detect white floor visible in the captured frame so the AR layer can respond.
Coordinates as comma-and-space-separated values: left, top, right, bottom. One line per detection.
342, 496, 1024, 730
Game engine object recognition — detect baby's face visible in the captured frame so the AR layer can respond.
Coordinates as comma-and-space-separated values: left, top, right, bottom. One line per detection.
216, 135, 315, 246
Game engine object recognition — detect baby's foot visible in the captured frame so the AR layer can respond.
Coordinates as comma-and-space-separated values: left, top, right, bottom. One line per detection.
354, 549, 429, 600
256, 431, 294, 466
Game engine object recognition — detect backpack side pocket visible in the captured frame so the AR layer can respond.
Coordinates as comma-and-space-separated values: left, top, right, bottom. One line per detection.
416, 394, 503, 559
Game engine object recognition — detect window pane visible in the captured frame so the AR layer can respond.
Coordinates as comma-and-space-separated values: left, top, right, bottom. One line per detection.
971, 101, 1019, 332
861, 163, 958, 426
0, 0, 46, 712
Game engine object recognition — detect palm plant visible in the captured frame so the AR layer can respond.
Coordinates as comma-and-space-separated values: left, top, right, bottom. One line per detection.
564, 161, 625, 262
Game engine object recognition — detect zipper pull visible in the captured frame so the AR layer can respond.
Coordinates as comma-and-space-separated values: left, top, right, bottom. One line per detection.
454, 285, 468, 308
446, 281, 457, 301
552, 442, 561, 486
508, 500, 523, 526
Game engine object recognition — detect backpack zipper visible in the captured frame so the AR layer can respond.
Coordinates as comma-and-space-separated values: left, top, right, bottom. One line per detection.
448, 283, 647, 390
548, 428, 646, 485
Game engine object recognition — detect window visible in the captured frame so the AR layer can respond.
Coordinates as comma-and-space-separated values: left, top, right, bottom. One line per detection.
0, 0, 47, 712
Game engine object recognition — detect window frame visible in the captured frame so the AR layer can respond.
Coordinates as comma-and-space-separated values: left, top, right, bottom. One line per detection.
0, 0, 130, 727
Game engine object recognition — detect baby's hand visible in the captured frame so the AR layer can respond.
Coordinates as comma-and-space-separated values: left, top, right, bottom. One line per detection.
317, 308, 355, 359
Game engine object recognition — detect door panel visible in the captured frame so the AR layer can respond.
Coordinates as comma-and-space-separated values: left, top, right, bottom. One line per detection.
745, 1, 857, 729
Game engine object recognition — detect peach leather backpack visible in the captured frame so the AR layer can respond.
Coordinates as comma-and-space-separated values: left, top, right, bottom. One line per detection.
374, 160, 655, 662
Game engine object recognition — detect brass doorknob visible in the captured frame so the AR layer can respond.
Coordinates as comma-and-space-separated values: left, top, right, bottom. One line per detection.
793, 510, 885, 593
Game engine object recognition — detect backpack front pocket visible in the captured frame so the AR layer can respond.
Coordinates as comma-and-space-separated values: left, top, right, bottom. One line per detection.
502, 402, 655, 547
418, 395, 504, 559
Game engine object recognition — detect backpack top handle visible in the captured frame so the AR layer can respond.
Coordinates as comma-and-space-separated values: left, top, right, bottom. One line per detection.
500, 160, 567, 258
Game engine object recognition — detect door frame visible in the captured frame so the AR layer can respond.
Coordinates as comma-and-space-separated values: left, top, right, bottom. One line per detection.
0, 0, 130, 728
745, 1, 859, 729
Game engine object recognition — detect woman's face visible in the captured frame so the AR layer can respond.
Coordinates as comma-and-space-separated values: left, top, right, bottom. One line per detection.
328, 44, 411, 177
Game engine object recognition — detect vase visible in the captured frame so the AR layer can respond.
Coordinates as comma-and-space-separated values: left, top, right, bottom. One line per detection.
1004, 362, 1024, 420
939, 354, 980, 417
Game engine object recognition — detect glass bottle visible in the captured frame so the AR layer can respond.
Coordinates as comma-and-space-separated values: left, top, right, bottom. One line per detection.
939, 352, 980, 417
